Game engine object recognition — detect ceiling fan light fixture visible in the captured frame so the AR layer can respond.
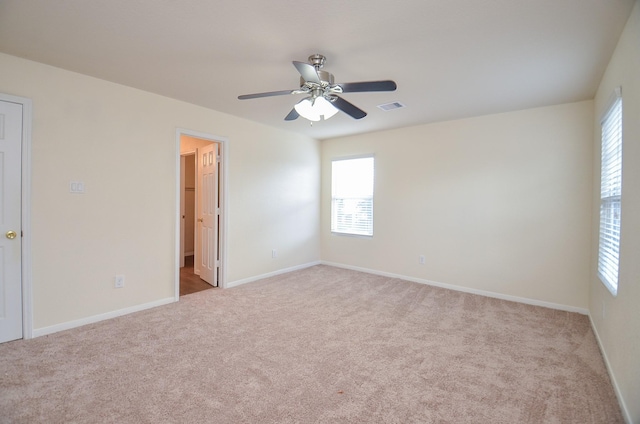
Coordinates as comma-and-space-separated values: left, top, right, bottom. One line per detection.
294, 96, 339, 122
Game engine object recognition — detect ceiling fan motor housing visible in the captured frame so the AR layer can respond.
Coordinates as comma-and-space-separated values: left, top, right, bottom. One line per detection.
300, 70, 334, 88
299, 54, 334, 88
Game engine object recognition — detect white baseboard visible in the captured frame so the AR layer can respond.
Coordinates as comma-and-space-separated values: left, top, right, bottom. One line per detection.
31, 261, 322, 336
589, 315, 632, 424
321, 261, 589, 315
226, 261, 321, 288
32, 297, 176, 338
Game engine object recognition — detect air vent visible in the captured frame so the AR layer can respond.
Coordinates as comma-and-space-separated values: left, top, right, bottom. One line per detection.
377, 101, 405, 111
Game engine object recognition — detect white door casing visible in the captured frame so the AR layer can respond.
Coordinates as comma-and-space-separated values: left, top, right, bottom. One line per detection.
197, 143, 218, 286
0, 99, 23, 343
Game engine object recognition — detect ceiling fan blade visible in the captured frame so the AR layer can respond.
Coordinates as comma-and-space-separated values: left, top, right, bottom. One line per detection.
238, 89, 295, 100
332, 96, 367, 119
293, 61, 321, 84
338, 80, 397, 93
284, 108, 299, 121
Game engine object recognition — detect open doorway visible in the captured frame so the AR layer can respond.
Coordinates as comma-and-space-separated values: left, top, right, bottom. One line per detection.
176, 130, 228, 299
179, 153, 210, 296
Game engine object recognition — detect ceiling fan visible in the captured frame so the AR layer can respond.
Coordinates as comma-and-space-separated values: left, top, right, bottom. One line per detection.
238, 54, 397, 122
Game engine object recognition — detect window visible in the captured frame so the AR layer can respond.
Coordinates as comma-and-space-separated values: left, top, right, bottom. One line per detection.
598, 88, 623, 296
331, 156, 374, 236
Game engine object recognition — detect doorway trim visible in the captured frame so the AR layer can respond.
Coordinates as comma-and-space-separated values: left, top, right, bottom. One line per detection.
0, 92, 33, 340
175, 128, 229, 299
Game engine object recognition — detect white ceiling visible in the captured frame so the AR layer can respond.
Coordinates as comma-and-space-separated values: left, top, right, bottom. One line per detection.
0, 0, 634, 140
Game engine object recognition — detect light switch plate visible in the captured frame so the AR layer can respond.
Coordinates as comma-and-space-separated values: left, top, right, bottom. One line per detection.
69, 181, 85, 193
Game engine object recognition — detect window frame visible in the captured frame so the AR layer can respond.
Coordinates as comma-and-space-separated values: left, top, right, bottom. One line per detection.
597, 87, 623, 296
330, 155, 375, 237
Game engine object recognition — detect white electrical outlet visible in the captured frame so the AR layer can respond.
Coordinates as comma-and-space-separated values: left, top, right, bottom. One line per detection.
419, 255, 425, 265
115, 275, 125, 288
272, 249, 277, 259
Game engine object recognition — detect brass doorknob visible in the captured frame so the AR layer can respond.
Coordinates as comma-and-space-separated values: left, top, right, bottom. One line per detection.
6, 230, 17, 240
197, 218, 203, 223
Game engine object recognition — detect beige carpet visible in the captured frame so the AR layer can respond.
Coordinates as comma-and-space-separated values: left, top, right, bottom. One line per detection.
0, 265, 623, 423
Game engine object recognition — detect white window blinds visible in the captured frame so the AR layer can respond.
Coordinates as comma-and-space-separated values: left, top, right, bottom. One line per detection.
331, 156, 374, 236
598, 89, 623, 296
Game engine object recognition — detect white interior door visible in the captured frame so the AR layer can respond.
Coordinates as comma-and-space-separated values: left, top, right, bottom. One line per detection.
197, 143, 218, 286
0, 100, 23, 343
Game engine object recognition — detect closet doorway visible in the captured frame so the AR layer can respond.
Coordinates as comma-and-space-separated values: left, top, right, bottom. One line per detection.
177, 130, 227, 298
179, 153, 210, 295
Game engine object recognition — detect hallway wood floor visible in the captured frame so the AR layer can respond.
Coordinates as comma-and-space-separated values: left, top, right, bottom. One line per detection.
180, 255, 214, 296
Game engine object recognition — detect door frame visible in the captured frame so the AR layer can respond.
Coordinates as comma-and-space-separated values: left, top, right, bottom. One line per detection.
175, 128, 228, 299
0, 92, 33, 340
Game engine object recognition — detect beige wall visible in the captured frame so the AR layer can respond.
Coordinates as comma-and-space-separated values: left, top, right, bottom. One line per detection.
322, 101, 594, 310
0, 52, 321, 330
590, 1, 640, 421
